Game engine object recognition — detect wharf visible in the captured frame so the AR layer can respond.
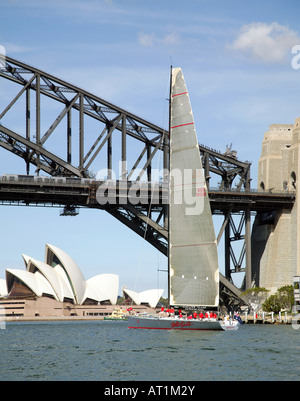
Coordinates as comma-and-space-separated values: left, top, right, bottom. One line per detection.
4, 315, 107, 322
2, 311, 294, 325
241, 312, 293, 324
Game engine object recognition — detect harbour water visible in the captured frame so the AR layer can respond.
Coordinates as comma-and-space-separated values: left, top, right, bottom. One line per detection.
0, 320, 299, 381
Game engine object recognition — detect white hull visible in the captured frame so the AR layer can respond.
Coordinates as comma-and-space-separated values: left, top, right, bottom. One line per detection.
128, 315, 239, 331
219, 320, 239, 331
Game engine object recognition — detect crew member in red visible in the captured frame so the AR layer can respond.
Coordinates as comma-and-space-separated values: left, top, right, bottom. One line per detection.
193, 312, 198, 319
199, 312, 204, 320
205, 312, 209, 319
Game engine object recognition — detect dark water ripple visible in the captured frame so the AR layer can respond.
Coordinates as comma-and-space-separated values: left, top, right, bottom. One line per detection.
0, 321, 299, 381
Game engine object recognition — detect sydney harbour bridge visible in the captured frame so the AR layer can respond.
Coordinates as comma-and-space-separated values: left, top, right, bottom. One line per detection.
0, 57, 295, 307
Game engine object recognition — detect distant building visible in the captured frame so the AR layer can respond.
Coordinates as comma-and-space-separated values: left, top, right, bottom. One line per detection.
0, 244, 162, 319
1, 243, 119, 305
0, 244, 121, 319
123, 287, 164, 309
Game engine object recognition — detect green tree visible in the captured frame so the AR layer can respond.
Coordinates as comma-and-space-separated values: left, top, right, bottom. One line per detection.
159, 297, 168, 307
262, 295, 281, 314
117, 296, 125, 305
262, 285, 294, 313
277, 285, 294, 311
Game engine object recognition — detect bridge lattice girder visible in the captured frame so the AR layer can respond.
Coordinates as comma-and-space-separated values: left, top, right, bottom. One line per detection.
1, 56, 284, 306
0, 57, 251, 186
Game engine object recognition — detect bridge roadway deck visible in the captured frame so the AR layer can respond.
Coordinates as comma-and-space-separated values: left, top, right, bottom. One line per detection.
0, 176, 295, 213
0, 176, 294, 307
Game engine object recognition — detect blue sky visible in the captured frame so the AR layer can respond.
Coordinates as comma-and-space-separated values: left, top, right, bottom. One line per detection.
1, 0, 300, 294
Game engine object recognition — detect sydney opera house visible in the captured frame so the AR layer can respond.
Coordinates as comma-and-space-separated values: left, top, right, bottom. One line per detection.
0, 244, 163, 319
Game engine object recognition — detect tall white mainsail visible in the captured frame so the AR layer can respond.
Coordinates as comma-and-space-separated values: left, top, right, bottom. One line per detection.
169, 67, 219, 307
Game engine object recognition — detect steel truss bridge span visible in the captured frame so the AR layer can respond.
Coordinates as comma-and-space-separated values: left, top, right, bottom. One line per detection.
0, 57, 295, 307
0, 57, 250, 187
0, 174, 295, 308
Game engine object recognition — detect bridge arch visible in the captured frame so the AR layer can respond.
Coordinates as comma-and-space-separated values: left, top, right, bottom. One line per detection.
0, 57, 272, 306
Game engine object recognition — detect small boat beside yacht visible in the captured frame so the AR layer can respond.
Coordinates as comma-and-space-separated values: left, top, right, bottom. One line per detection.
104, 307, 128, 321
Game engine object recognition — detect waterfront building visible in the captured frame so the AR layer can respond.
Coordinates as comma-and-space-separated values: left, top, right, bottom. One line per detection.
0, 244, 119, 318
0, 244, 162, 319
2, 244, 119, 305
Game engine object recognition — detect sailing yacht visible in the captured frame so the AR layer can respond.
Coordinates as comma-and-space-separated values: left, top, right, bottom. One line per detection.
128, 67, 239, 331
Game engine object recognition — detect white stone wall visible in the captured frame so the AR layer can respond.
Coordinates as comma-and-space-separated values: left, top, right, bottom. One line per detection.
253, 121, 298, 293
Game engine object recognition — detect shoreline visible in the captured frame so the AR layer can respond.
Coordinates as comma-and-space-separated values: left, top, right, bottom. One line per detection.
4, 315, 108, 322
2, 313, 295, 324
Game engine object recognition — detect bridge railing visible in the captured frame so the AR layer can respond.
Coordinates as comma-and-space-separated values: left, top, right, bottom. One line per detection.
0, 174, 295, 197
209, 186, 296, 196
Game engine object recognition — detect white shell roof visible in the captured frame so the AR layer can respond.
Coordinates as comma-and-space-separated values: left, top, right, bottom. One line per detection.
45, 244, 86, 304
0, 279, 7, 296
84, 274, 119, 304
22, 254, 30, 267
53, 264, 75, 301
26, 256, 74, 302
6, 269, 56, 299
2, 244, 120, 306
123, 288, 164, 308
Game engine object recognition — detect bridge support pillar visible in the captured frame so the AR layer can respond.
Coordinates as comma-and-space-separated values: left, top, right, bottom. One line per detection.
252, 120, 299, 293
245, 208, 252, 289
